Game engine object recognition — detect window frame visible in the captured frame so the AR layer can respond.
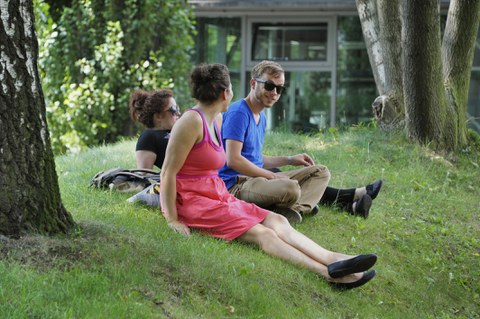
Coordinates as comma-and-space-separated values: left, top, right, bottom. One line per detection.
246, 16, 337, 70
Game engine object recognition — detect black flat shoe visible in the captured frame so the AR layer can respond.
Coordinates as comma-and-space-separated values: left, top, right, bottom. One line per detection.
366, 180, 382, 200
329, 269, 377, 290
328, 253, 377, 278
351, 194, 372, 218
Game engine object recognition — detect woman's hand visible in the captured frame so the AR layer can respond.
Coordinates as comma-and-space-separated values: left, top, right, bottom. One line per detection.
167, 220, 191, 236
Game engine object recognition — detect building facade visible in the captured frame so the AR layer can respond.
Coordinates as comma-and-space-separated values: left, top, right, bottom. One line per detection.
188, 0, 480, 133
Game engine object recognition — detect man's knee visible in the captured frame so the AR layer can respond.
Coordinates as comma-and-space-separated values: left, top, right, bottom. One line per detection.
303, 165, 331, 183
311, 165, 331, 179
277, 180, 301, 207
239, 177, 300, 207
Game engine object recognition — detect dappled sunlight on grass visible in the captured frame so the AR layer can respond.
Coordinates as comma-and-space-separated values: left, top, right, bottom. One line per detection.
304, 137, 332, 153
1, 128, 479, 318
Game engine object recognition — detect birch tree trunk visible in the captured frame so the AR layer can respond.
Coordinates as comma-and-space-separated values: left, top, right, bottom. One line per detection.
0, 0, 74, 237
356, 0, 385, 95
357, 0, 405, 131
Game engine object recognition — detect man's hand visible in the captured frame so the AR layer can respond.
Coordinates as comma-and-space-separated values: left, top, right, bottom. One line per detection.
167, 220, 191, 236
291, 153, 315, 167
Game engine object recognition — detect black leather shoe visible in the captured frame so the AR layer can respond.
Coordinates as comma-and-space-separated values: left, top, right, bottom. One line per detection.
351, 194, 372, 218
366, 180, 382, 200
328, 253, 377, 278
329, 269, 377, 290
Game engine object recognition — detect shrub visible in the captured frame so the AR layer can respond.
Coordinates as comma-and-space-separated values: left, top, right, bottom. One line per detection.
35, 0, 195, 154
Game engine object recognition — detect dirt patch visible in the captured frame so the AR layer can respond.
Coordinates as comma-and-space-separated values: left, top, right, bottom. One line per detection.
0, 221, 109, 272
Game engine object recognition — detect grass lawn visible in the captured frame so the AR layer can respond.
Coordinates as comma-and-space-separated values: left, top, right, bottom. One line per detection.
1, 126, 479, 318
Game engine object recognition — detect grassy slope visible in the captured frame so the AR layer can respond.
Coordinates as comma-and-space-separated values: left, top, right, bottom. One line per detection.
0, 127, 479, 318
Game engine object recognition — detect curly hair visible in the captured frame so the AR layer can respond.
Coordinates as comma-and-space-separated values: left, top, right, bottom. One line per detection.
190, 64, 230, 104
129, 89, 174, 128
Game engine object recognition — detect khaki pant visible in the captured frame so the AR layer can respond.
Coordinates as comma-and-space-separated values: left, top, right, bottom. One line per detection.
228, 165, 331, 215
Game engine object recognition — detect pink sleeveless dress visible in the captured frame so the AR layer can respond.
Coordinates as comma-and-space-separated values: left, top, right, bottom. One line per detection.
174, 109, 269, 240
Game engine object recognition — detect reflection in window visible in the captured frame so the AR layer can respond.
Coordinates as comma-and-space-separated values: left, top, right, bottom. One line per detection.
336, 16, 376, 126
256, 71, 331, 132
252, 23, 328, 61
194, 18, 242, 97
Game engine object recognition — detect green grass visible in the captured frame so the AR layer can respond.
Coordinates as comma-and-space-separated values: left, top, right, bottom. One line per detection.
1, 127, 479, 318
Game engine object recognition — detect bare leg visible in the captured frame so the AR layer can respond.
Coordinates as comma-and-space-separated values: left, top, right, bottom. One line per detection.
237, 213, 362, 283
261, 213, 354, 265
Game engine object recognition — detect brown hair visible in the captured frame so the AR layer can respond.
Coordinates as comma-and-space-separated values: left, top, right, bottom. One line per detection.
129, 89, 174, 128
251, 60, 284, 79
190, 63, 230, 104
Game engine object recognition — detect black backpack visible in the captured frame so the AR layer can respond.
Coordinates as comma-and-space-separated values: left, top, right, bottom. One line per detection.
90, 168, 160, 192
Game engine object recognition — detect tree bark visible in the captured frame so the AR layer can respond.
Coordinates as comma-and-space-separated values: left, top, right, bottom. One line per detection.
442, 0, 480, 148
357, 0, 405, 131
356, 0, 385, 94
357, 0, 480, 151
402, 0, 450, 148
0, 0, 74, 237
376, 0, 405, 129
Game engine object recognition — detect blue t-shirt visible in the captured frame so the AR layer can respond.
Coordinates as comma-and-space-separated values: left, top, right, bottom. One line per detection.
219, 99, 266, 189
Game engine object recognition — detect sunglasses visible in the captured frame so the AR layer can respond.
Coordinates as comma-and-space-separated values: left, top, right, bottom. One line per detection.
255, 78, 286, 95
166, 106, 181, 116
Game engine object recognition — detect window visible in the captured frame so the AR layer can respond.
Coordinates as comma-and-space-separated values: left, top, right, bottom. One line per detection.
255, 71, 332, 132
336, 16, 376, 126
193, 18, 242, 97
251, 22, 329, 62
246, 18, 335, 131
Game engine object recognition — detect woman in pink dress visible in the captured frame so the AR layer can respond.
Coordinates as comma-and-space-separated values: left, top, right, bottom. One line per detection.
160, 63, 377, 290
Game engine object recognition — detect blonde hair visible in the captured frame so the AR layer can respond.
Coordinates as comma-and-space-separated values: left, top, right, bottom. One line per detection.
251, 60, 284, 79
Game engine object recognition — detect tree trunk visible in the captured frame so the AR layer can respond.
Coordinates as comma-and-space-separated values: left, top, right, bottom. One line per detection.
0, 0, 75, 237
356, 0, 385, 94
442, 0, 480, 148
402, 0, 452, 149
357, 0, 480, 151
357, 0, 405, 131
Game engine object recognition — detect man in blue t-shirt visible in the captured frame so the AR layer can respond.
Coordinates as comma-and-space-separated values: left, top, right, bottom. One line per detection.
219, 60, 382, 223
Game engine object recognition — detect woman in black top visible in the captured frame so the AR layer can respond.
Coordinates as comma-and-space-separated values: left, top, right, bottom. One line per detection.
129, 89, 181, 169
